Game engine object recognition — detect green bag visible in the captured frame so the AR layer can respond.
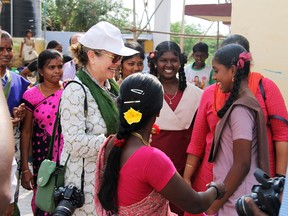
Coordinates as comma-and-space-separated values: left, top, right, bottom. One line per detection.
35, 81, 87, 213
35, 159, 65, 212
35, 108, 67, 213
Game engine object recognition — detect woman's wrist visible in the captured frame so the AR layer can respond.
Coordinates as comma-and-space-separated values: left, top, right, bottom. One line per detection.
21, 169, 30, 174
208, 185, 220, 200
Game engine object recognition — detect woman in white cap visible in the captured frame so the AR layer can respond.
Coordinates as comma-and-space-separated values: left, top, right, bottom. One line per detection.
58, 21, 138, 215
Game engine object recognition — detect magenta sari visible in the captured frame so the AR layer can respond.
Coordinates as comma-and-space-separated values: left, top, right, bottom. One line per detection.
22, 86, 64, 215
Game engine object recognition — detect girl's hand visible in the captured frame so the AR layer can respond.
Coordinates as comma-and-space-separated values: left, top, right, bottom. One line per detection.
21, 170, 34, 190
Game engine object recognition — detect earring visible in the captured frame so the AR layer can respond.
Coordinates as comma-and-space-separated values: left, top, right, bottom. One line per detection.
232, 77, 234, 82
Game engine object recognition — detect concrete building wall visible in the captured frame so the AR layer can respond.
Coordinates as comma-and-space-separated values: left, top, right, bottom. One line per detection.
231, 0, 288, 106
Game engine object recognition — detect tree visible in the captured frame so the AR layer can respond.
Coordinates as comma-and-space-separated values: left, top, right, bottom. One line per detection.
170, 22, 221, 64
43, 0, 132, 32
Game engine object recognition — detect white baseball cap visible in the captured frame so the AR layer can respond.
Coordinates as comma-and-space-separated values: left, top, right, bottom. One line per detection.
79, 21, 139, 56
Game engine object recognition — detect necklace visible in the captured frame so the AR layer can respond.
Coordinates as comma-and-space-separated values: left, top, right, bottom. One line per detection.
39, 83, 61, 97
131, 132, 150, 146
164, 90, 178, 105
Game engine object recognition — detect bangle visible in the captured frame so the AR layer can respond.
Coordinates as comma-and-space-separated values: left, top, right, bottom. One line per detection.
185, 163, 195, 168
22, 169, 30, 174
208, 185, 220, 200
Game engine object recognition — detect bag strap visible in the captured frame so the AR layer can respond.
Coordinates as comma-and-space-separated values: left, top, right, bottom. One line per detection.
81, 158, 85, 193
259, 79, 288, 125
46, 80, 88, 162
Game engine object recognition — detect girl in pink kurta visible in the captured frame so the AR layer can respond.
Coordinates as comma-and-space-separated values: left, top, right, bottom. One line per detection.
201, 44, 269, 215
95, 73, 225, 216
184, 35, 288, 216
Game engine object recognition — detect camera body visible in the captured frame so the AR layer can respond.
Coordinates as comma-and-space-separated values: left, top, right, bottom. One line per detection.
54, 184, 85, 216
235, 168, 285, 216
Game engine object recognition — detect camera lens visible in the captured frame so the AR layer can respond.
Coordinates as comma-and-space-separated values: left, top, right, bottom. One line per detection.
235, 196, 254, 216
54, 200, 76, 216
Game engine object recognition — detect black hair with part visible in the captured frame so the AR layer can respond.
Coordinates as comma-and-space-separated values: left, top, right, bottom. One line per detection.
98, 73, 163, 213
37, 49, 63, 83
213, 44, 250, 118
148, 41, 187, 91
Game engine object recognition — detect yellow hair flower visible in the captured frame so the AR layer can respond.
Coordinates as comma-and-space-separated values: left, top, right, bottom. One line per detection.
124, 107, 142, 125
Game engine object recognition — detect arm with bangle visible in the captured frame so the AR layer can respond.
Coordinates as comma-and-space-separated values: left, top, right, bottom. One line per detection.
183, 154, 201, 185
20, 110, 34, 190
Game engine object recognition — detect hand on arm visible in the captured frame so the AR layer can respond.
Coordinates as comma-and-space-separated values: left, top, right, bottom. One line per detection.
20, 111, 34, 190
11, 103, 26, 127
160, 172, 225, 214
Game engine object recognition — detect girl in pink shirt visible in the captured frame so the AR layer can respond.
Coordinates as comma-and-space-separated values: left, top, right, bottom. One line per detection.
95, 73, 225, 216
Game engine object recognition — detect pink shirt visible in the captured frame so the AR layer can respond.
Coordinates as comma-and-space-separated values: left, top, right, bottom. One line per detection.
118, 146, 176, 206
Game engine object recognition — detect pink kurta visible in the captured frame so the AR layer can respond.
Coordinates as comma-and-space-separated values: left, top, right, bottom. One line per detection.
95, 136, 177, 216
185, 77, 288, 216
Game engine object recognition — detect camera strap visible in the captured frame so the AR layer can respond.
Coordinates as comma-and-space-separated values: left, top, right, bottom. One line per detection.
81, 158, 85, 193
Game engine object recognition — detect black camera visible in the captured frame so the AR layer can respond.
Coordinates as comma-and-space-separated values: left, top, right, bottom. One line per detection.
235, 168, 285, 216
54, 184, 85, 216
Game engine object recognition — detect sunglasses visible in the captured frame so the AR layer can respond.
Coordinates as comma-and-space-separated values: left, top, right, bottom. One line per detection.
0, 47, 13, 53
95, 51, 122, 64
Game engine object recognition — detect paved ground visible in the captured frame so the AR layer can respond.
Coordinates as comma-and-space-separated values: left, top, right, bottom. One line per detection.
18, 186, 33, 216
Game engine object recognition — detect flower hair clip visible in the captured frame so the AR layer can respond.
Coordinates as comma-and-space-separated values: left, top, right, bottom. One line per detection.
151, 124, 160, 134
114, 138, 125, 148
124, 107, 142, 125
149, 51, 157, 59
237, 52, 251, 69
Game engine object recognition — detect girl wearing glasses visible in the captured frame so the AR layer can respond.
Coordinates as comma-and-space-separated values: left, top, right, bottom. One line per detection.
59, 21, 138, 215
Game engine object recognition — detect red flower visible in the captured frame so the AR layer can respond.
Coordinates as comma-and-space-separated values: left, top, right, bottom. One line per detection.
151, 124, 160, 134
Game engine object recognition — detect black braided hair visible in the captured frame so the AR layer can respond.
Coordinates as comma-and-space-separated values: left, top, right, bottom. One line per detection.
214, 44, 250, 118
98, 73, 164, 213
148, 41, 187, 91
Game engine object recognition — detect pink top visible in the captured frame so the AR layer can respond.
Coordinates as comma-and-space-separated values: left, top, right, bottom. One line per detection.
185, 78, 288, 216
118, 146, 176, 206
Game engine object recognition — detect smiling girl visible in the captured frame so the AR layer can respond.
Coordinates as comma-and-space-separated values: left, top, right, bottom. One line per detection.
206, 44, 269, 215
149, 41, 203, 215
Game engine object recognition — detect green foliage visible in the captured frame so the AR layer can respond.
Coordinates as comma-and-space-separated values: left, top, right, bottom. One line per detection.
170, 22, 220, 65
42, 0, 132, 32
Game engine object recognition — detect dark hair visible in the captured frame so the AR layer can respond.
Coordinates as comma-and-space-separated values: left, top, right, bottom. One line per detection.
121, 42, 145, 63
148, 41, 187, 91
26, 29, 32, 35
37, 49, 63, 83
98, 73, 163, 212
46, 40, 61, 49
1, 30, 13, 46
192, 42, 209, 54
221, 34, 250, 52
214, 44, 250, 118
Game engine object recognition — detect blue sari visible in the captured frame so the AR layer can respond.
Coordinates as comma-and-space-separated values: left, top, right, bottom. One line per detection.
1, 69, 30, 115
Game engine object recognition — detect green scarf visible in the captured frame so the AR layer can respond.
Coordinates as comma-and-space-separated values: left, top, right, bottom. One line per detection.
76, 69, 119, 135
